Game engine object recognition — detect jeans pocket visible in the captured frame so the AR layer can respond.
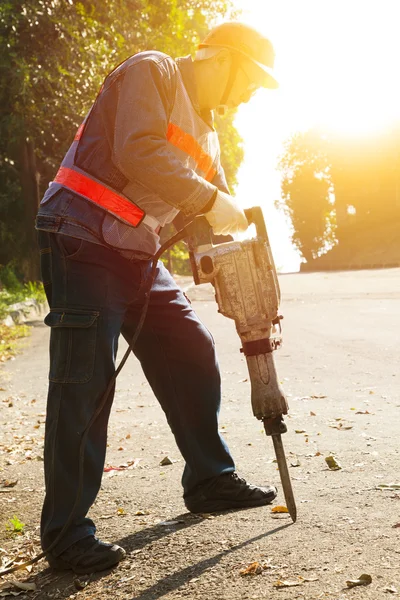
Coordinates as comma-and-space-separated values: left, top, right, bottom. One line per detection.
56, 234, 84, 260
44, 309, 100, 383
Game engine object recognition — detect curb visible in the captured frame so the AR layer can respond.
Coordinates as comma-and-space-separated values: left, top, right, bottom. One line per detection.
1, 299, 48, 327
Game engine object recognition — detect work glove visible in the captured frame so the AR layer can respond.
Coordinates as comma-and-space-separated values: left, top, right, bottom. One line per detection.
205, 191, 248, 236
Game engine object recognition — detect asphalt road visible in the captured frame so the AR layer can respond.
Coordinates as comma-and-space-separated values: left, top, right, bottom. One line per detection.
0, 268, 399, 599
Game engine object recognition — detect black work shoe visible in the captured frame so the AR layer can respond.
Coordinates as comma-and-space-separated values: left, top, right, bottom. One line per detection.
184, 472, 278, 513
46, 535, 126, 574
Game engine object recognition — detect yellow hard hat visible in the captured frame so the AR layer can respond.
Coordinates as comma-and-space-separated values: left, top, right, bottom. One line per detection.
199, 22, 278, 89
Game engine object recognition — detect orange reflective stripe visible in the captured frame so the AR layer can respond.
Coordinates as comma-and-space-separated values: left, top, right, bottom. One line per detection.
74, 122, 85, 142
54, 167, 144, 227
167, 123, 216, 182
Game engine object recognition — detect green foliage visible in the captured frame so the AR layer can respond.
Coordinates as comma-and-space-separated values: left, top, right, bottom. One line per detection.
0, 263, 21, 293
23, 281, 47, 304
0, 324, 31, 361
0, 263, 46, 318
5, 515, 25, 536
277, 130, 336, 262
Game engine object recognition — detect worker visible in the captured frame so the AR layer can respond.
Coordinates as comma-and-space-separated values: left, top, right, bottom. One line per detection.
35, 21, 280, 574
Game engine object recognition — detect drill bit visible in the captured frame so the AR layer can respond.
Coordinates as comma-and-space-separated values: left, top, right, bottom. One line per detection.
271, 433, 297, 522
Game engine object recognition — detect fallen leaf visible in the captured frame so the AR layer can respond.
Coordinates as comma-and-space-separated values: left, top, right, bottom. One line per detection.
0, 480, 18, 488
310, 394, 327, 399
271, 505, 289, 513
290, 458, 301, 467
325, 455, 342, 470
274, 579, 302, 588
134, 510, 150, 516
346, 573, 372, 588
117, 507, 126, 516
310, 411, 316, 416
376, 483, 400, 491
103, 466, 125, 472
160, 456, 174, 466
392, 522, 400, 528
330, 424, 353, 430
295, 429, 306, 434
240, 561, 263, 576
356, 410, 373, 415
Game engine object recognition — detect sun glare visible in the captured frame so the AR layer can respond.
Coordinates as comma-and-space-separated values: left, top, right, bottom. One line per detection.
232, 0, 400, 271
236, 0, 400, 136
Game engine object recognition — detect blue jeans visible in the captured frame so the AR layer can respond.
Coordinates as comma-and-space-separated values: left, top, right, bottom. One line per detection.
38, 232, 235, 555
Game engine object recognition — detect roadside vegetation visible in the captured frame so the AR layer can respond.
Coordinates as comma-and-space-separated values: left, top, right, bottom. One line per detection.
0, 265, 46, 362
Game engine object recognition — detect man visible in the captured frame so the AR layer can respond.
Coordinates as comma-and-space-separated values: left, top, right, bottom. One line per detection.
36, 21, 280, 574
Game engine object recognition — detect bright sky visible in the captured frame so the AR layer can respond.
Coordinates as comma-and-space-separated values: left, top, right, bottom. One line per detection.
233, 0, 400, 271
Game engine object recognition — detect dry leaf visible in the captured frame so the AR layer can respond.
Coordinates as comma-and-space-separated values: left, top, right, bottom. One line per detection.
274, 579, 302, 588
103, 465, 125, 472
240, 561, 262, 576
271, 506, 289, 513
392, 522, 400, 528
160, 456, 173, 466
0, 480, 18, 488
295, 429, 306, 434
346, 573, 372, 588
325, 455, 342, 470
377, 483, 400, 491
310, 411, 316, 416
117, 507, 126, 516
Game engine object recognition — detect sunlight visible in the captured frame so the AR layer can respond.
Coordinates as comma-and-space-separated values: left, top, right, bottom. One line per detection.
231, 0, 400, 271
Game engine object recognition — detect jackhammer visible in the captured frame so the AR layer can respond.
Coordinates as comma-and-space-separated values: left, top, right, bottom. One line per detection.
188, 207, 297, 522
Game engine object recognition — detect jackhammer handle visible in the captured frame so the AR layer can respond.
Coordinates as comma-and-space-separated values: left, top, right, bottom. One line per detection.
244, 207, 268, 241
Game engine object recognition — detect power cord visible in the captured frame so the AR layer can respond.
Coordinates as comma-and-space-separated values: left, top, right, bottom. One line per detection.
0, 221, 195, 577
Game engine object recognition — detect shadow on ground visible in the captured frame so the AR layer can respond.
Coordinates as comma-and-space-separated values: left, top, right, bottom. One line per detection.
33, 513, 291, 599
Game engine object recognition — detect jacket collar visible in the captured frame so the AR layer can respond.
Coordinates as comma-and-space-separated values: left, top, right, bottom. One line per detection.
176, 55, 214, 128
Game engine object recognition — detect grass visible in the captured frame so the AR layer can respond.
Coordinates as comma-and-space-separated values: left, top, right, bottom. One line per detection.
0, 276, 45, 361
0, 323, 31, 362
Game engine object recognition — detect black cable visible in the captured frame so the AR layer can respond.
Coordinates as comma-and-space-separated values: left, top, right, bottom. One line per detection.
0, 221, 195, 577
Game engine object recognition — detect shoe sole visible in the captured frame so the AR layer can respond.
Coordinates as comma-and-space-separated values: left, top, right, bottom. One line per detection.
186, 492, 277, 514
47, 550, 125, 574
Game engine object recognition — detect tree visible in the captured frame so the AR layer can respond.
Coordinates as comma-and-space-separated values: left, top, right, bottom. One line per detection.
0, 0, 241, 279
277, 130, 336, 262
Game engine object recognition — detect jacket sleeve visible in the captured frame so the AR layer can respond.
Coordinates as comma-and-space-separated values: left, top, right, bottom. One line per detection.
112, 56, 218, 217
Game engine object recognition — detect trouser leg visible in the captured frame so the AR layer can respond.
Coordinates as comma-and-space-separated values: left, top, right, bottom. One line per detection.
122, 261, 235, 494
39, 233, 142, 555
